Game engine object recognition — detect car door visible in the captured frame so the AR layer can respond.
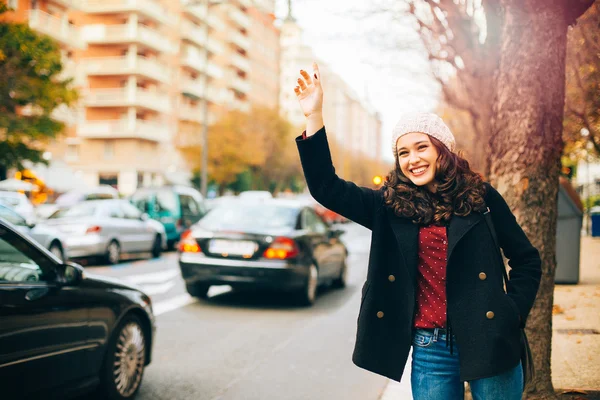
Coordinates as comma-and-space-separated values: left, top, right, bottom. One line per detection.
105, 202, 136, 253
0, 225, 91, 397
120, 202, 155, 252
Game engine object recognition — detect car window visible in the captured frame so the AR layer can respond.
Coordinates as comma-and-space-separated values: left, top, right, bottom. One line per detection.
0, 195, 21, 207
0, 206, 27, 226
49, 202, 97, 219
121, 202, 142, 219
108, 203, 124, 219
198, 204, 298, 231
0, 226, 54, 283
305, 209, 328, 234
180, 194, 204, 217
131, 195, 151, 213
156, 190, 177, 214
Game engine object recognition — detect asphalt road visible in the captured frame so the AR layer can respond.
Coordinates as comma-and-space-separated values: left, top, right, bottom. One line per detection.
83, 222, 390, 400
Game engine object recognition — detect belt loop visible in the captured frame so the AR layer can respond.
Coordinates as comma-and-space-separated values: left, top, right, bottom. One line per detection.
433, 328, 439, 342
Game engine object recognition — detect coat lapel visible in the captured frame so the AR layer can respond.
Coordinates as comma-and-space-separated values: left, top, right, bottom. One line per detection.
447, 212, 482, 261
387, 209, 419, 283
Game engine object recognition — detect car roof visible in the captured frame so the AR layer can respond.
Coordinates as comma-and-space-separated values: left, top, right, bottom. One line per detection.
0, 191, 25, 198
227, 198, 309, 210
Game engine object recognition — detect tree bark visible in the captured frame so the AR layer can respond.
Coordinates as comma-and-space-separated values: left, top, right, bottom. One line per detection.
489, 2, 569, 399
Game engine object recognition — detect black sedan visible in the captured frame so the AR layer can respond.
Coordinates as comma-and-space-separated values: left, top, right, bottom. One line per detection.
178, 199, 348, 305
0, 218, 155, 399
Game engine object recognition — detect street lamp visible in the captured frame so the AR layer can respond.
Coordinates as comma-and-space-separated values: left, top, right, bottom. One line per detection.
184, 0, 223, 198
581, 127, 592, 234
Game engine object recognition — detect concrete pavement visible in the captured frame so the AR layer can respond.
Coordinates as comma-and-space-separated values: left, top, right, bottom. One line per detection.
381, 235, 600, 399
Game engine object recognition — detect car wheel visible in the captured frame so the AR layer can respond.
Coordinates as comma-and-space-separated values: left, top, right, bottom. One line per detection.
106, 240, 121, 265
298, 264, 318, 306
100, 314, 147, 400
49, 242, 65, 262
331, 259, 347, 289
151, 235, 162, 258
186, 283, 210, 299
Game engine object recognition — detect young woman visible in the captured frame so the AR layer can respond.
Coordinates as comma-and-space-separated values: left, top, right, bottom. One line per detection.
293, 63, 541, 400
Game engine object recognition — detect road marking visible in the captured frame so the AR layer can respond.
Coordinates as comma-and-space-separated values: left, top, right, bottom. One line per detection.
140, 281, 177, 295
153, 294, 197, 316
123, 269, 180, 284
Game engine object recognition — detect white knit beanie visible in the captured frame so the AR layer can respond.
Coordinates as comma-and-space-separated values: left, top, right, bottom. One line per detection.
391, 112, 456, 155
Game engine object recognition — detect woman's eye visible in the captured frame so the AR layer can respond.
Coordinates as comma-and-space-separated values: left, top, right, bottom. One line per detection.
418, 145, 428, 150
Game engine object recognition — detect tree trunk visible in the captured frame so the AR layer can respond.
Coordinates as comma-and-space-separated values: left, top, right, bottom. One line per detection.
489, 2, 568, 399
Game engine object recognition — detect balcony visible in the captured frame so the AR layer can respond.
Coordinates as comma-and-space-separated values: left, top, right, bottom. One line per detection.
28, 10, 85, 49
181, 78, 205, 99
77, 119, 167, 142
207, 15, 227, 31
179, 104, 204, 123
206, 38, 224, 55
85, 87, 170, 113
82, 56, 170, 83
82, 0, 173, 25
229, 31, 250, 51
228, 7, 250, 29
206, 87, 224, 104
81, 23, 174, 54
230, 53, 250, 72
230, 98, 250, 113
207, 62, 224, 79
51, 104, 79, 125
181, 50, 206, 73
183, 4, 208, 23
229, 76, 251, 94
181, 20, 207, 47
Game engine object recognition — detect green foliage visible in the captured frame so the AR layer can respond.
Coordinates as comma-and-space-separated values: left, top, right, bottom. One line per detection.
0, 15, 78, 172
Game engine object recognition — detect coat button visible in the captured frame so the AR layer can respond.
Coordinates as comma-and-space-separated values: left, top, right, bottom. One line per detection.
388, 275, 396, 282
479, 272, 487, 280
377, 311, 384, 319
486, 311, 495, 319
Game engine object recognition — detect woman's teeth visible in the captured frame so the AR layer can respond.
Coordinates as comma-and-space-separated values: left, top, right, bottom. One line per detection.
411, 166, 428, 176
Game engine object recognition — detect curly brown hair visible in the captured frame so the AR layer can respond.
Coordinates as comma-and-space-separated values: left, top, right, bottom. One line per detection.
383, 136, 487, 225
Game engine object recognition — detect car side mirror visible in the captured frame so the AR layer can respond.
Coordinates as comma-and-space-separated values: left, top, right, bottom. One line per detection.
60, 262, 84, 285
140, 213, 149, 221
26, 218, 36, 228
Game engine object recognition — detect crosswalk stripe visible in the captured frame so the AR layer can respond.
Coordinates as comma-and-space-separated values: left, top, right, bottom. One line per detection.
123, 269, 180, 284
140, 281, 177, 295
153, 294, 197, 316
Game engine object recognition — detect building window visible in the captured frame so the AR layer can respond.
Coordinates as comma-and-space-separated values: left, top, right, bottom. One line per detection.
66, 144, 79, 161
99, 174, 118, 189
104, 141, 114, 160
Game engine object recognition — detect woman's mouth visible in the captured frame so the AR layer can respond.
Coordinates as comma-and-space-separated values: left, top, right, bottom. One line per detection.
410, 165, 429, 177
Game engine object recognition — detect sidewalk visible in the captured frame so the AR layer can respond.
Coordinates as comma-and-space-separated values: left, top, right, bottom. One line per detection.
381, 235, 600, 399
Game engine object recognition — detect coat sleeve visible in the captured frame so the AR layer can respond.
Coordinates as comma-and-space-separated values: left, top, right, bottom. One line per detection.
296, 126, 384, 230
485, 184, 542, 327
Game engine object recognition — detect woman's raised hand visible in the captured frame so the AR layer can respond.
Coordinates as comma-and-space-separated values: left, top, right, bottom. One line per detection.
294, 63, 323, 118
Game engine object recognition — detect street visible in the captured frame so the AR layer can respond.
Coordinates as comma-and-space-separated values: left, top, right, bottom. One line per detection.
82, 222, 390, 400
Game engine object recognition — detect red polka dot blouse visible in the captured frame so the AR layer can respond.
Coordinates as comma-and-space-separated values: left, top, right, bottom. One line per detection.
413, 224, 448, 329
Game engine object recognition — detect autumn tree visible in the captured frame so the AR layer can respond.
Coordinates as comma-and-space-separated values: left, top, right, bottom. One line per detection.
0, 3, 78, 180
488, 1, 595, 399
563, 3, 600, 158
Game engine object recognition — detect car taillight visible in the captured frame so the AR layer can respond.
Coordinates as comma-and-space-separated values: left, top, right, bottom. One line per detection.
263, 237, 299, 260
86, 225, 101, 234
178, 229, 201, 253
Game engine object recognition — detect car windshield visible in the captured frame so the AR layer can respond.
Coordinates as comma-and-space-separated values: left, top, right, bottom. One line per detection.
198, 204, 298, 231
49, 202, 98, 219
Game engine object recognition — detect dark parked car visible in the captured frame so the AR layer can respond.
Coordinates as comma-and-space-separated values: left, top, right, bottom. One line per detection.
178, 199, 348, 305
0, 218, 155, 399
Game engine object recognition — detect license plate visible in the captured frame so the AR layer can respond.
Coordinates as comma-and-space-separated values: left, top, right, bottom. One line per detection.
208, 239, 257, 256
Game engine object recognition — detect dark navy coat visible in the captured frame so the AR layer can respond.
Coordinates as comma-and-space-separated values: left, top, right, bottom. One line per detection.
296, 127, 541, 382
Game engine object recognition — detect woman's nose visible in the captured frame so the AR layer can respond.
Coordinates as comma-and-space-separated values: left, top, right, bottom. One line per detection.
408, 151, 420, 164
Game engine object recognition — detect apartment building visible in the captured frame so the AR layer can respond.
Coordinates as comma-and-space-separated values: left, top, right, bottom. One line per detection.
279, 11, 383, 169
247, 6, 279, 110
4, 0, 255, 195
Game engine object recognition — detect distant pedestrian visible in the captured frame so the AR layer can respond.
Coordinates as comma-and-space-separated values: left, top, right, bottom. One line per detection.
293, 63, 541, 400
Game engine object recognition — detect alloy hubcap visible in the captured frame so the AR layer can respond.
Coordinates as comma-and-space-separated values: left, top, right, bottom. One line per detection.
113, 322, 145, 397
109, 243, 119, 263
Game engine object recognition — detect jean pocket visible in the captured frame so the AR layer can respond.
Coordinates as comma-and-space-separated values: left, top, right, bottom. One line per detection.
412, 331, 434, 347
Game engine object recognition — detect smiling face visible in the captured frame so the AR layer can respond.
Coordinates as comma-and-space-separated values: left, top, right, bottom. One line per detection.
395, 132, 440, 191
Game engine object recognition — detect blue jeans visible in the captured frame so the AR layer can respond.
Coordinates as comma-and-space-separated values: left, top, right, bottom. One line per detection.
411, 328, 523, 400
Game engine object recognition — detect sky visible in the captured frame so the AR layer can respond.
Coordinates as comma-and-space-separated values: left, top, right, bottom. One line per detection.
274, 0, 442, 162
